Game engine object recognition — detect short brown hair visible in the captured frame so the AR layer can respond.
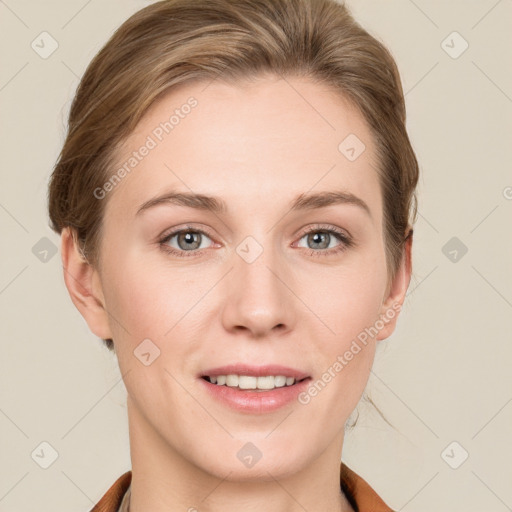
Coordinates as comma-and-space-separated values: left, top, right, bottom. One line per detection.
48, 0, 419, 351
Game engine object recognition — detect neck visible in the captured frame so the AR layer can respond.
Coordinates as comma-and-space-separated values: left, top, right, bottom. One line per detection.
126, 397, 355, 512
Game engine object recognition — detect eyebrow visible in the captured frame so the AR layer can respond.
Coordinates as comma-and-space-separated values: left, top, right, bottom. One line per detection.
136, 189, 371, 218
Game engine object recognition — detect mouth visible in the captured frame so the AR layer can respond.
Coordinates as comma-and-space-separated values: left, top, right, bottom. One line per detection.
198, 364, 311, 412
198, 363, 311, 396
200, 374, 310, 391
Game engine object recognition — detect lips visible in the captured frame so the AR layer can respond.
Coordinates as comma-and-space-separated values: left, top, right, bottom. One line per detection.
198, 364, 311, 413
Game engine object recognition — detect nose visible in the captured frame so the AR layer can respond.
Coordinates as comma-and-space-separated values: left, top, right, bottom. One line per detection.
220, 239, 296, 339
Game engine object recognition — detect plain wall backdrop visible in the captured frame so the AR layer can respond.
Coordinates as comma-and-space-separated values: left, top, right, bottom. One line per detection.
1, 0, 511, 511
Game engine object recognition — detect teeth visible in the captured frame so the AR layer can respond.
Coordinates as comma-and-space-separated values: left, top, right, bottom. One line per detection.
274, 375, 286, 387
206, 374, 298, 390
226, 374, 239, 387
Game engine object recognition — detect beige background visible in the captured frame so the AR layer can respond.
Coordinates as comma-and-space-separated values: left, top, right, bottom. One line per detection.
1, 0, 511, 511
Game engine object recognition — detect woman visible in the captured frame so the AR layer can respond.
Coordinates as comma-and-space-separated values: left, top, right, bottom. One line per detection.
47, 0, 418, 510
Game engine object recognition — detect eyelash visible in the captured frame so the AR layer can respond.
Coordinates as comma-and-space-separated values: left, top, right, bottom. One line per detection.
158, 224, 353, 259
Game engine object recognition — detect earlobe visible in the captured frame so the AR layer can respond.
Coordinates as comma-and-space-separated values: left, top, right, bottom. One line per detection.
376, 229, 413, 341
61, 227, 113, 340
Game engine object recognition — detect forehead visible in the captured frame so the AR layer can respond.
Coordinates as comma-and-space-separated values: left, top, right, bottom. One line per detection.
104, 75, 381, 219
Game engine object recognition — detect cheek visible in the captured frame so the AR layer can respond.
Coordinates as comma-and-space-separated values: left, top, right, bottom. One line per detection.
101, 255, 210, 394
301, 292, 380, 429
304, 252, 387, 407
102, 253, 195, 342
104, 262, 195, 421
314, 255, 388, 342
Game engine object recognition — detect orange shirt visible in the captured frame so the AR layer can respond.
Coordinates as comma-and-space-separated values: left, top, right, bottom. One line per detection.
90, 462, 394, 512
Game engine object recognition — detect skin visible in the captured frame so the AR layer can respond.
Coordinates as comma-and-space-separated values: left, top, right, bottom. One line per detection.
61, 74, 412, 512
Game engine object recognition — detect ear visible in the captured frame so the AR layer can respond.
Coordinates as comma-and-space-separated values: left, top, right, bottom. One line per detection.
375, 229, 413, 341
60, 227, 113, 340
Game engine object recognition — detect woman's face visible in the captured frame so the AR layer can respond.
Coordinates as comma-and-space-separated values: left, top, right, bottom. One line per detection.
76, 74, 409, 480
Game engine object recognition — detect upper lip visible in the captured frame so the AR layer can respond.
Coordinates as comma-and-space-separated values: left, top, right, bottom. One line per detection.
200, 364, 310, 380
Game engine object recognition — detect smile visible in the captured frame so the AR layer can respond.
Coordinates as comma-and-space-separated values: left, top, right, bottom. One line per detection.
202, 374, 308, 390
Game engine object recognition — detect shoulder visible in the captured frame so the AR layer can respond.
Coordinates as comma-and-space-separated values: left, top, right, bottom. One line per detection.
89, 471, 132, 512
340, 462, 395, 512
89, 465, 394, 512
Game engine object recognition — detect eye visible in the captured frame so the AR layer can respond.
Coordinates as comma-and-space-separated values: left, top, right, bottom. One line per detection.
296, 225, 353, 256
158, 224, 353, 259
159, 226, 214, 258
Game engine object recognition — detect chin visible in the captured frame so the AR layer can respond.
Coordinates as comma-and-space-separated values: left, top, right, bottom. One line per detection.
203, 455, 305, 483
188, 434, 313, 483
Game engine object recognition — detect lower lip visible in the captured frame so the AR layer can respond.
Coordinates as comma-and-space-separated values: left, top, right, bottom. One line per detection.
199, 377, 311, 414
